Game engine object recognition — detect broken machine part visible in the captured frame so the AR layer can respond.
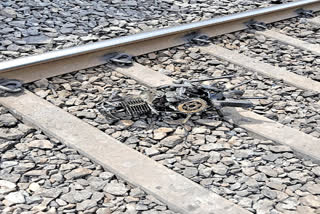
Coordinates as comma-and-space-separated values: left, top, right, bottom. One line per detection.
98, 75, 267, 123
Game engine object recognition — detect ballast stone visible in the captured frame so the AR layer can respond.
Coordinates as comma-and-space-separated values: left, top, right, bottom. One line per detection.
64, 168, 93, 180
27, 140, 54, 149
160, 135, 183, 148
104, 182, 129, 196
0, 7, 17, 18
25, 35, 53, 45
0, 113, 18, 127
5, 191, 25, 205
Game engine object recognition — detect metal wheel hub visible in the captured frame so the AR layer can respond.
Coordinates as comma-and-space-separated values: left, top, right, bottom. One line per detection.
177, 98, 208, 114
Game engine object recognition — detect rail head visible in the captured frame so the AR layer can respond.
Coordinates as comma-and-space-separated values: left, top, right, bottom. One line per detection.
0, 0, 320, 78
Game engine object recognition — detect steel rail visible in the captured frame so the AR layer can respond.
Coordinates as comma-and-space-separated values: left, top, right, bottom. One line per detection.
1, 0, 320, 82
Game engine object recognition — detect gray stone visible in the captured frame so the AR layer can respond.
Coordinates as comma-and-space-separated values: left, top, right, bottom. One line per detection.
212, 164, 228, 175
76, 111, 97, 119
153, 127, 173, 140
300, 195, 320, 208
269, 145, 292, 153
238, 198, 253, 208
56, 198, 67, 206
25, 35, 53, 45
91, 192, 104, 202
199, 143, 225, 151
296, 206, 316, 214
28, 183, 41, 192
88, 177, 106, 191
207, 151, 221, 163
192, 126, 208, 134
27, 140, 54, 149
61, 191, 76, 203
312, 166, 320, 176
99, 172, 114, 180
261, 189, 277, 199
0, 8, 17, 18
60, 164, 76, 171
0, 114, 18, 127
132, 120, 148, 128
195, 119, 222, 128
305, 183, 320, 195
24, 169, 48, 177
17, 123, 34, 134
236, 190, 250, 197
266, 181, 285, 191
246, 178, 259, 188
130, 188, 145, 197
136, 203, 149, 211
0, 141, 17, 153
64, 168, 92, 180
160, 135, 183, 148
97, 208, 111, 214
262, 154, 279, 162
104, 182, 128, 196
145, 147, 160, 156
205, 136, 217, 144
183, 167, 198, 178
253, 199, 273, 214
74, 190, 93, 202
76, 200, 97, 211
5, 191, 25, 205
255, 34, 266, 42
34, 79, 49, 88
242, 167, 257, 176
257, 166, 278, 177
234, 150, 252, 159
38, 188, 63, 198
0, 160, 18, 168
0, 173, 20, 183
0, 128, 24, 140
0, 180, 16, 190
187, 153, 210, 164
15, 162, 35, 172
288, 171, 306, 181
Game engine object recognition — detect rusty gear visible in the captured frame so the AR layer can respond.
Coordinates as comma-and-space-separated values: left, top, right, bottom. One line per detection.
177, 98, 208, 114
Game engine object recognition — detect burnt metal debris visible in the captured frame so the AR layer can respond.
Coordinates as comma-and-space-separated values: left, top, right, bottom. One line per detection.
98, 75, 267, 123
0, 78, 23, 96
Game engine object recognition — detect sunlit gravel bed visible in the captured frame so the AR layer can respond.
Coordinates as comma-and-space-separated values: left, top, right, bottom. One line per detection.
1, 0, 294, 61
270, 13, 320, 44
137, 45, 320, 138
0, 105, 178, 214
26, 63, 320, 213
213, 30, 320, 81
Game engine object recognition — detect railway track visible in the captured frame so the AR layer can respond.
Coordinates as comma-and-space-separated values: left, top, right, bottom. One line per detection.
1, 0, 320, 213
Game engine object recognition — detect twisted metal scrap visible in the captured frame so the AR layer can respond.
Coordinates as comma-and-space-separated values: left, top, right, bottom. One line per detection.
98, 76, 267, 123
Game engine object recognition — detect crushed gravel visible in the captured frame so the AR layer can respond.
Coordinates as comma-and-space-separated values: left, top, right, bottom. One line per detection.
2, 1, 320, 213
137, 45, 320, 137
0, 105, 178, 214
270, 13, 320, 44
213, 29, 320, 81
26, 62, 320, 213
1, 0, 294, 61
